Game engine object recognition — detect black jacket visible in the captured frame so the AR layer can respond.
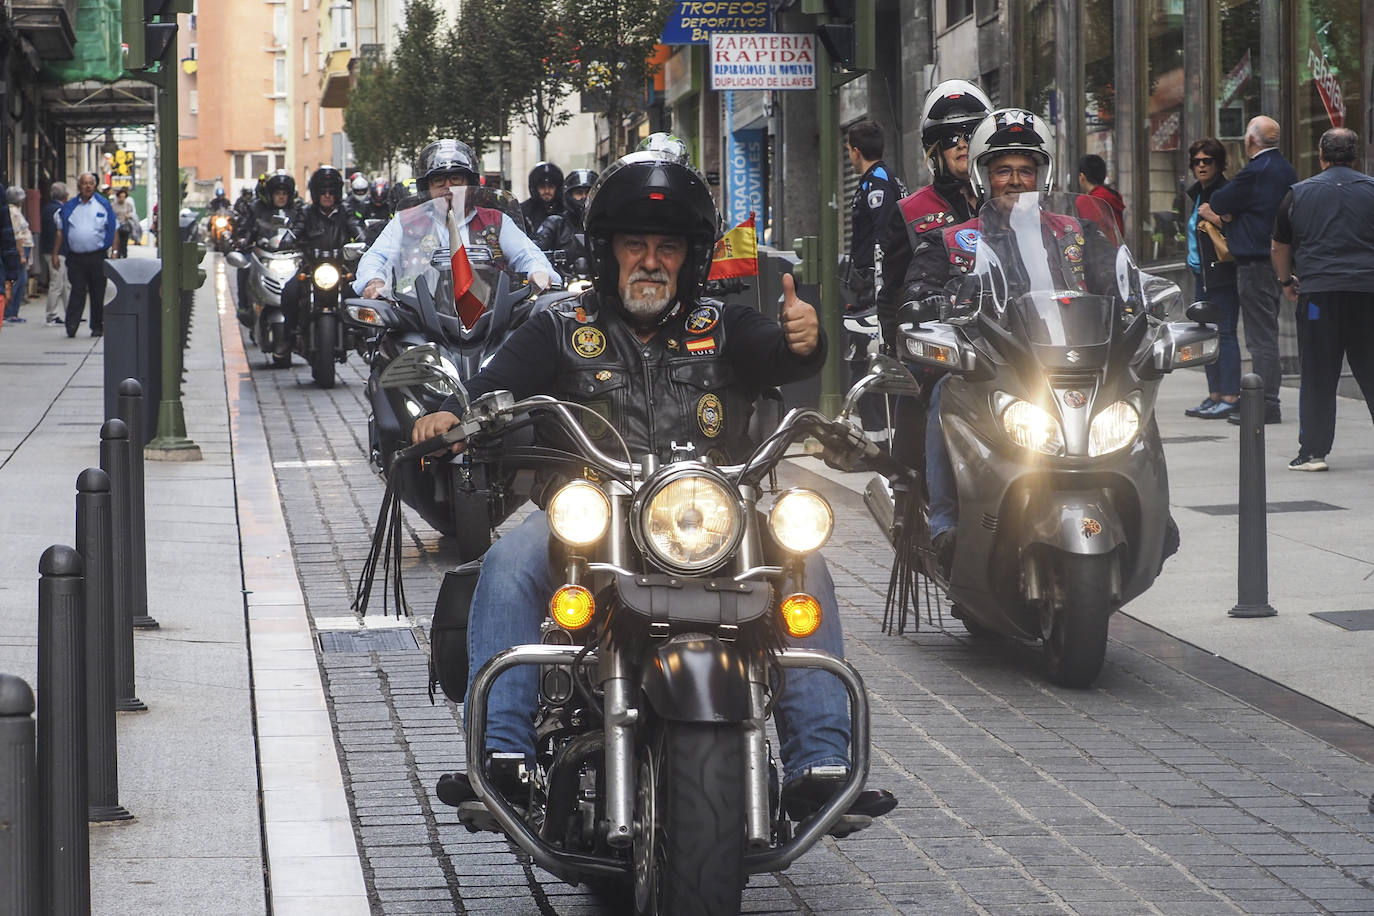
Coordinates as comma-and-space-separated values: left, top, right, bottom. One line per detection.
234, 200, 303, 248
1186, 175, 1237, 291
520, 196, 559, 236
534, 213, 584, 263
288, 204, 363, 260
439, 292, 826, 493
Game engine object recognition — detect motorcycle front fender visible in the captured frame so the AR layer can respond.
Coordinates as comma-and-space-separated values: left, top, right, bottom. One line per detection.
1025, 491, 1125, 556
639, 635, 751, 723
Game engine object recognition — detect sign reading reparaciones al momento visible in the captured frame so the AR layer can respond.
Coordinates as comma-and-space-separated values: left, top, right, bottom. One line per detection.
709, 33, 815, 91
661, 1, 771, 45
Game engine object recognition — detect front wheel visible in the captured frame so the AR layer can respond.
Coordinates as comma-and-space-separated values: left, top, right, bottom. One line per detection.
634, 723, 746, 916
311, 313, 337, 389
1042, 553, 1116, 688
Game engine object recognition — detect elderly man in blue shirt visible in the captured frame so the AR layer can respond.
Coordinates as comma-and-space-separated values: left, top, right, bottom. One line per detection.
354, 138, 555, 299
52, 172, 117, 338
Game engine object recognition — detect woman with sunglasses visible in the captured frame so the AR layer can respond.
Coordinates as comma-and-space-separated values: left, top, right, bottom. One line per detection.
1183, 138, 1241, 419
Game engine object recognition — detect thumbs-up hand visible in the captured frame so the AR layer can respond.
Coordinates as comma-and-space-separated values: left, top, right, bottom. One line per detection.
780, 272, 819, 357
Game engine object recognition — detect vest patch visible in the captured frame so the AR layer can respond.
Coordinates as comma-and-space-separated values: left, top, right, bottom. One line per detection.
685, 305, 719, 335
1064, 244, 1082, 263
685, 336, 716, 355
954, 228, 982, 252
572, 326, 606, 358
697, 393, 723, 438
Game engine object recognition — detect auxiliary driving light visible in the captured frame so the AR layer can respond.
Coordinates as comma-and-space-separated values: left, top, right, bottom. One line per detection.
780, 593, 822, 638
550, 585, 595, 630
768, 489, 833, 554
313, 263, 341, 290
547, 480, 611, 547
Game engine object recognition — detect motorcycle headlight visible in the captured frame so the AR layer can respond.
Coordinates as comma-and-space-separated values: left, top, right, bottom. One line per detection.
313, 263, 341, 290
638, 469, 742, 574
268, 257, 297, 277
1001, 399, 1065, 455
1089, 400, 1140, 457
768, 489, 833, 555
547, 480, 611, 548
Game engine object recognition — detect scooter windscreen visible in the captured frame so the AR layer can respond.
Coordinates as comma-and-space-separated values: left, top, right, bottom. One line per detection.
966, 191, 1130, 339
388, 191, 511, 328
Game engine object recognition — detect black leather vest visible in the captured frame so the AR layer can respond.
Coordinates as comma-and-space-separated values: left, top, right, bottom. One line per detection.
548, 293, 757, 466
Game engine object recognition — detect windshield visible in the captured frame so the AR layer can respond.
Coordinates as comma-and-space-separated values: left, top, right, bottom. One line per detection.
389, 190, 510, 324
963, 191, 1137, 347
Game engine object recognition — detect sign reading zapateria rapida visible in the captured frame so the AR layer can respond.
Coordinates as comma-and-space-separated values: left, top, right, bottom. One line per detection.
709, 33, 816, 90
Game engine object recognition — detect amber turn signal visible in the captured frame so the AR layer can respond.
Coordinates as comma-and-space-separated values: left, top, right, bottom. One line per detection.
779, 593, 822, 638
550, 584, 595, 630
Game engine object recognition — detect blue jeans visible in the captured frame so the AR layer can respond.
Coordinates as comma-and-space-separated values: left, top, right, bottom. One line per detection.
926, 377, 957, 538
465, 511, 852, 784
4, 263, 27, 318
1197, 273, 1240, 397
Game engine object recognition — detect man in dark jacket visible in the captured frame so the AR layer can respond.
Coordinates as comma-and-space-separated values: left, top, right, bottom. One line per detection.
1200, 116, 1297, 425
519, 161, 563, 235
533, 168, 596, 266
278, 167, 362, 355
1271, 128, 1374, 471
410, 149, 896, 826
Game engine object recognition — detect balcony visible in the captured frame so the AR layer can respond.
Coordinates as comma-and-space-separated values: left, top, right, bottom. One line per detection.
319, 46, 353, 108
40, 80, 157, 128
11, 0, 80, 59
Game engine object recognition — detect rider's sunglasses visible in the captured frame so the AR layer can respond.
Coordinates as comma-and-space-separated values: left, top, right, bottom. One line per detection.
1190, 156, 1216, 167
935, 130, 973, 150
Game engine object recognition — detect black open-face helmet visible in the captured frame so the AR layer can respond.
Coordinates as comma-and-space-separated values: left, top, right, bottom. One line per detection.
416, 139, 479, 193
527, 161, 564, 198
307, 166, 344, 204
263, 170, 296, 203
562, 169, 598, 219
584, 151, 722, 307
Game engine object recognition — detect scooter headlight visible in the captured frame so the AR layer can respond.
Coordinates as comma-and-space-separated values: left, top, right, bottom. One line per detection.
1001, 399, 1065, 455
768, 489, 833, 555
1089, 400, 1140, 457
638, 469, 742, 574
547, 480, 611, 548
313, 263, 341, 290
267, 257, 298, 277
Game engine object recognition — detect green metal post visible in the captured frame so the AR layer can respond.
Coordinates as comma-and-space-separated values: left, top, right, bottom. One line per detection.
816, 29, 842, 417
145, 33, 200, 461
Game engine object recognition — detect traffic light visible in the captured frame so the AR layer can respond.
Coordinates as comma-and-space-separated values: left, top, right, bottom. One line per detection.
792, 236, 820, 286
808, 0, 876, 72
121, 0, 191, 71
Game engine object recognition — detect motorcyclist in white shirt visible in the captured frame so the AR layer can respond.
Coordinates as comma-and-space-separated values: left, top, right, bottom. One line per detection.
355, 138, 557, 298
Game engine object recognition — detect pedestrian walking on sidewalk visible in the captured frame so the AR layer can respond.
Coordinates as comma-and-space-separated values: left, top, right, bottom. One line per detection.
1270, 128, 1374, 472
52, 172, 117, 338
41, 182, 70, 325
1182, 138, 1241, 420
0, 180, 21, 324
1199, 116, 1297, 426
4, 186, 32, 322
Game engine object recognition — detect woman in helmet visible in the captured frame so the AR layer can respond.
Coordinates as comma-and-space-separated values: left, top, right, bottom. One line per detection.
520, 161, 564, 233
275, 166, 364, 356
407, 150, 896, 827
355, 139, 555, 298
532, 168, 597, 263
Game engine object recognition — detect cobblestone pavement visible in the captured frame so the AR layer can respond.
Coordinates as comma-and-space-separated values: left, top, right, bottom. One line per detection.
241, 321, 1374, 915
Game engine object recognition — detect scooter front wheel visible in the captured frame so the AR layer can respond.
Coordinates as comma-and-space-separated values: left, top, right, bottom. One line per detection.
1042, 554, 1115, 688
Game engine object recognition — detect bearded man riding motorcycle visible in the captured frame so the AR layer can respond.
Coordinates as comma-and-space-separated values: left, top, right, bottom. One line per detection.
906, 108, 1119, 575
276, 166, 363, 355
355, 139, 555, 298
411, 149, 897, 822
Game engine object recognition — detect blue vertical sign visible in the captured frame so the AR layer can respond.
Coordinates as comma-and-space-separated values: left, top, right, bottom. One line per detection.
723, 91, 764, 227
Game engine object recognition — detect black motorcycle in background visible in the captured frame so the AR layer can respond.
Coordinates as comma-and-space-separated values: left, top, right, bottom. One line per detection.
291, 243, 365, 389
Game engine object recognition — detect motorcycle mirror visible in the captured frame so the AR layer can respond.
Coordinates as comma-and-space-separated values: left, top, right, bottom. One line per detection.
1185, 300, 1219, 325
225, 251, 249, 270
1141, 271, 1182, 318
378, 342, 463, 395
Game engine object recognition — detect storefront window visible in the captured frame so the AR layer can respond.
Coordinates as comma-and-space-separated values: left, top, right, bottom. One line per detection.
1145, 0, 1184, 261
1083, 0, 1115, 164
1293, 0, 1364, 178
1214, 0, 1262, 172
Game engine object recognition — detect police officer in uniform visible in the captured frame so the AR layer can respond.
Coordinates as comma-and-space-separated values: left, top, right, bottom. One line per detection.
410, 148, 897, 823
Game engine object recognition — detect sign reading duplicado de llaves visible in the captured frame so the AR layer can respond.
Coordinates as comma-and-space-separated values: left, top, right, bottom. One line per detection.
661, 1, 771, 45
710, 33, 816, 91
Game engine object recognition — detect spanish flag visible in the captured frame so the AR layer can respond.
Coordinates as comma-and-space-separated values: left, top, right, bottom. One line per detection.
708, 214, 758, 280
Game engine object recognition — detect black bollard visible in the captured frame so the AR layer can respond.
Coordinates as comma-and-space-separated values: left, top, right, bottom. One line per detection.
37, 545, 91, 916
0, 673, 40, 916
100, 420, 147, 712
117, 379, 159, 630
1230, 373, 1278, 618
76, 469, 132, 823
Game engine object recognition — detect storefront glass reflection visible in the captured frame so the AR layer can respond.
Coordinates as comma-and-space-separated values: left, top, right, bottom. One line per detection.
1294, 0, 1363, 177
1146, 0, 1185, 261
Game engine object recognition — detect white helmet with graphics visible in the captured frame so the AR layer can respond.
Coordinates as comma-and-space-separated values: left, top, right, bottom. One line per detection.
920, 79, 993, 174
967, 108, 1055, 198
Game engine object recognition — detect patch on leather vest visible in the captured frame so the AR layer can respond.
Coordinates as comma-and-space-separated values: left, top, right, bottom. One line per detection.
572, 326, 606, 358
685, 305, 719, 334
697, 393, 723, 438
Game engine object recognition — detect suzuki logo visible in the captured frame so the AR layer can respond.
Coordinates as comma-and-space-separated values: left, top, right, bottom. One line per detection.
1066, 350, 1082, 363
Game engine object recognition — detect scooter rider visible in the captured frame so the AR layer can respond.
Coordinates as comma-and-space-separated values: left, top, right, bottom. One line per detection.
356, 139, 555, 298
533, 168, 597, 264
520, 160, 563, 234
277, 166, 362, 355
410, 148, 897, 822
233, 171, 302, 324
208, 187, 232, 213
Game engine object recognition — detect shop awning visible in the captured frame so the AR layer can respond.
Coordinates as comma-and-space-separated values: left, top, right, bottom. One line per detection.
41, 79, 157, 128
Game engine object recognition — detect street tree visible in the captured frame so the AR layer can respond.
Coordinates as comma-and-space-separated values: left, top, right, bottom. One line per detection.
343, 58, 401, 176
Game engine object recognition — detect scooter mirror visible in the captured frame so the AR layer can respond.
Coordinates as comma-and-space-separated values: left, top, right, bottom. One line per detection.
225, 251, 249, 270
1185, 300, 1219, 325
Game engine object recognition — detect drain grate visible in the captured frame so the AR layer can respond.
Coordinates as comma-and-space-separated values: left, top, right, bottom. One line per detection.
1311, 610, 1374, 631
318, 629, 419, 653
1188, 500, 1346, 516
1160, 435, 1227, 444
